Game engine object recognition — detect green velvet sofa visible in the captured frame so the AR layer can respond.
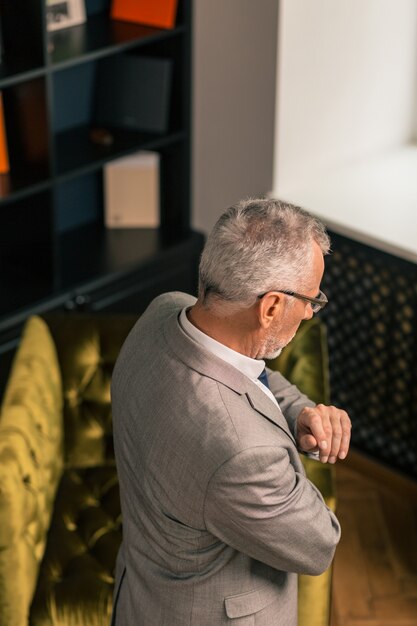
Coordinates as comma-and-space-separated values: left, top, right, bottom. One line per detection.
0, 312, 335, 626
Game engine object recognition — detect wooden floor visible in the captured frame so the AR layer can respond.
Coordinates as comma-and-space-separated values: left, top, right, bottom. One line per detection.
330, 450, 417, 626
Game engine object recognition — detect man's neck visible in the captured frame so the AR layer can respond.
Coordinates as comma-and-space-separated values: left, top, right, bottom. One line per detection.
187, 302, 260, 359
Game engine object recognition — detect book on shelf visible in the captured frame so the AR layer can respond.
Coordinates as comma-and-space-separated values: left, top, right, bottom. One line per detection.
0, 92, 10, 174
111, 0, 178, 29
104, 151, 160, 228
94, 54, 173, 134
46, 0, 86, 32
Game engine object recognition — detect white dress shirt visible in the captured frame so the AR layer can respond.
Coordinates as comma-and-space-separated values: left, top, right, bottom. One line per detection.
179, 307, 279, 408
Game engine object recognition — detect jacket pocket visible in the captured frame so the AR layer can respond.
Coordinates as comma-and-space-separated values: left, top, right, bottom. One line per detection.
224, 585, 277, 619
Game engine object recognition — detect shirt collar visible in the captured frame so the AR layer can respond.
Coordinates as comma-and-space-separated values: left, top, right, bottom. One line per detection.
179, 307, 265, 381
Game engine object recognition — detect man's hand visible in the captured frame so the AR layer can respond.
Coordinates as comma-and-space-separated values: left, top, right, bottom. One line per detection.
296, 405, 351, 463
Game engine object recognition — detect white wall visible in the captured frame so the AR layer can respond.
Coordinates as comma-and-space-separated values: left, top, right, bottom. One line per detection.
274, 0, 417, 195
192, 0, 278, 234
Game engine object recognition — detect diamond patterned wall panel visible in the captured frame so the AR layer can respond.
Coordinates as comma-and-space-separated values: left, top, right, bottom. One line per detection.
321, 231, 417, 479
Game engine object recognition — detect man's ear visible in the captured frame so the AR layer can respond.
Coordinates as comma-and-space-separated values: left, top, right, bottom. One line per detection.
257, 293, 283, 328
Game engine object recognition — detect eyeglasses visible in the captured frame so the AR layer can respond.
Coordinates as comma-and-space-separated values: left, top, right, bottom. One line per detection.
257, 289, 328, 313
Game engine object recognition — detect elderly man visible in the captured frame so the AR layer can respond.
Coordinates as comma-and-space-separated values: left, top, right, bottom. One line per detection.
111, 198, 351, 626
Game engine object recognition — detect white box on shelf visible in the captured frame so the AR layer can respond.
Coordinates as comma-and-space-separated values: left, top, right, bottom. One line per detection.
46, 0, 86, 32
104, 151, 160, 228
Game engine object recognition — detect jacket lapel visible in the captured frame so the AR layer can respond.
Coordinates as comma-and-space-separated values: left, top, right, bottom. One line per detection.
244, 383, 297, 445
162, 304, 297, 447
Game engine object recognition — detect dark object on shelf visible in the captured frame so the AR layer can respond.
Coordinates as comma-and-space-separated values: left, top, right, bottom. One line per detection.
0, 173, 10, 196
94, 54, 173, 133
0, 0, 44, 70
89, 126, 114, 146
0, 15, 3, 63
3, 78, 49, 170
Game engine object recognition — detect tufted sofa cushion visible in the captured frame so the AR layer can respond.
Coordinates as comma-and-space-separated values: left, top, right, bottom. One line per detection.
30, 465, 122, 626
43, 314, 137, 468
0, 316, 63, 626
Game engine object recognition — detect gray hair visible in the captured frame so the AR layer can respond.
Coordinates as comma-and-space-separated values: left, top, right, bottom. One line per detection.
198, 198, 330, 310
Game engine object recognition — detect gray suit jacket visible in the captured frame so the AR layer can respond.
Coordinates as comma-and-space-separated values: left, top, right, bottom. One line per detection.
111, 292, 340, 626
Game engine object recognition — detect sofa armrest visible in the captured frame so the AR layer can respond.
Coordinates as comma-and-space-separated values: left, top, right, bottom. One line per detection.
0, 316, 64, 626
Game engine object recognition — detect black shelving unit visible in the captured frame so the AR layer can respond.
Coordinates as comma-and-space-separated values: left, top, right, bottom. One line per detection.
0, 0, 203, 393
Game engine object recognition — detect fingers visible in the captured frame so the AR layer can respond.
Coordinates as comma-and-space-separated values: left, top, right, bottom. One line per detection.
327, 406, 351, 462
322, 405, 341, 463
297, 406, 330, 462
297, 405, 352, 464
298, 433, 319, 452
311, 406, 333, 463
337, 410, 352, 460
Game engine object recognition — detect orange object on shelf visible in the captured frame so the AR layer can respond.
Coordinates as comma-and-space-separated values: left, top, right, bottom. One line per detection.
0, 92, 10, 174
111, 0, 178, 29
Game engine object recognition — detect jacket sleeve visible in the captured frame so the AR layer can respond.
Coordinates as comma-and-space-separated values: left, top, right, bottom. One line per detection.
267, 369, 316, 435
203, 445, 340, 576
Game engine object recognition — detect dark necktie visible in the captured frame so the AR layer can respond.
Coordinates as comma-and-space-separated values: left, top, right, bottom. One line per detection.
258, 368, 270, 389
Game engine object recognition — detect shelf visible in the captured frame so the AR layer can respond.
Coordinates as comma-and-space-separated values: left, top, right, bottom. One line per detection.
0, 61, 46, 89
0, 169, 51, 205
48, 13, 186, 70
0, 128, 187, 204
56, 224, 201, 297
58, 223, 165, 288
0, 226, 202, 329
54, 125, 186, 179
